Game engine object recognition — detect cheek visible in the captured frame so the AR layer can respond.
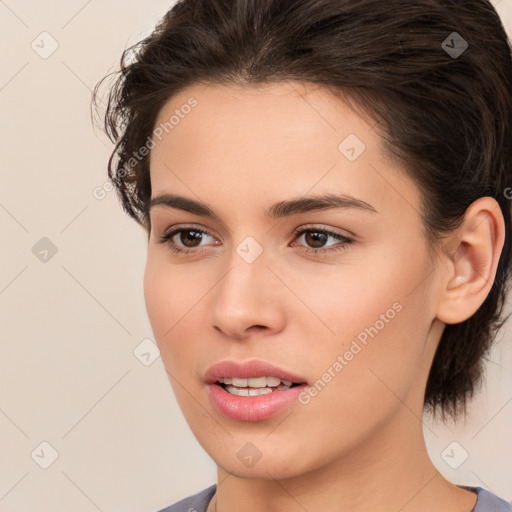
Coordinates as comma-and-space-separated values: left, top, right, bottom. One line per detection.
143, 254, 200, 365
294, 244, 433, 399
289, 252, 418, 345
143, 258, 208, 419
143, 256, 170, 340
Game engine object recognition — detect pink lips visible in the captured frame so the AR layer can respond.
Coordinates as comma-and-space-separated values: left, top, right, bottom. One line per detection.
204, 359, 308, 422
204, 359, 306, 384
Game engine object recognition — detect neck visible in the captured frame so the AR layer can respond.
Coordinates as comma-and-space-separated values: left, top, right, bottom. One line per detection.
209, 409, 477, 512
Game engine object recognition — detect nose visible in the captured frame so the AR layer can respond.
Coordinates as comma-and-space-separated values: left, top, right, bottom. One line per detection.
210, 249, 286, 341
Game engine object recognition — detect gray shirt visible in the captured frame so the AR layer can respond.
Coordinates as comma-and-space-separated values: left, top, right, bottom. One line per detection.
155, 484, 511, 512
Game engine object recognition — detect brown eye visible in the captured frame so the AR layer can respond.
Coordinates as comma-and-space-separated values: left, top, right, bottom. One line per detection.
292, 227, 354, 254
158, 227, 217, 254
303, 231, 329, 248
177, 230, 205, 247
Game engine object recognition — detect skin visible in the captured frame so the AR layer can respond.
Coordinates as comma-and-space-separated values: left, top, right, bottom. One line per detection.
143, 81, 505, 512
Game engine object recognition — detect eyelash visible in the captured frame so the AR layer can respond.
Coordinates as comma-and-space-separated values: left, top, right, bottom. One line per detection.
157, 225, 354, 256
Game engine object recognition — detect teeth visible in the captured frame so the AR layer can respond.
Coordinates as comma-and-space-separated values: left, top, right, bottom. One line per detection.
217, 376, 300, 396
248, 377, 268, 387
217, 376, 295, 388
224, 386, 274, 396
265, 376, 282, 387
223, 384, 293, 395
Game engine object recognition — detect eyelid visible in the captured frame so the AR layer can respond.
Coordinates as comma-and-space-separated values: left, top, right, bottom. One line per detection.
292, 223, 354, 239
159, 222, 352, 240
158, 224, 218, 246
290, 225, 354, 254
158, 223, 355, 255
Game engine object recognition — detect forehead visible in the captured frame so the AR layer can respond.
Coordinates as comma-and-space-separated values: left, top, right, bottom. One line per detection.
152, 80, 375, 151
148, 81, 422, 221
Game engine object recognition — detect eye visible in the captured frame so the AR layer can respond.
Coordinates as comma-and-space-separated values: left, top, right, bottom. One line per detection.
157, 225, 354, 256
158, 226, 218, 254
291, 226, 354, 254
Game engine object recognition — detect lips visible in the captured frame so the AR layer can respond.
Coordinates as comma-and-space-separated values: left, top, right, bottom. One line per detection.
204, 359, 307, 385
204, 359, 308, 421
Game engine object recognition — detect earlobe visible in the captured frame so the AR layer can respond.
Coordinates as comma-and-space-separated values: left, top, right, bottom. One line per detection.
435, 197, 505, 325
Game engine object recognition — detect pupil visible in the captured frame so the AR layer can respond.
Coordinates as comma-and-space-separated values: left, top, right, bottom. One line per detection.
306, 231, 327, 248
181, 230, 202, 247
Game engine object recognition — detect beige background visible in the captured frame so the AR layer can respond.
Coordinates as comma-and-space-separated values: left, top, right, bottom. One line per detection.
0, 1, 511, 511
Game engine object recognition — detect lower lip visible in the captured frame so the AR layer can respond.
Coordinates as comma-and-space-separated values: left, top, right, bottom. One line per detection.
207, 383, 308, 422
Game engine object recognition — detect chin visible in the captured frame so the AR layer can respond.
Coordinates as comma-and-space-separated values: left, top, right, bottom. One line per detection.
216, 455, 309, 480
197, 432, 326, 480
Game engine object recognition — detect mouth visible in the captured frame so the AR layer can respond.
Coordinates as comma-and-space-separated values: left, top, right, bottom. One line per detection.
216, 376, 302, 396
205, 361, 309, 421
204, 359, 307, 389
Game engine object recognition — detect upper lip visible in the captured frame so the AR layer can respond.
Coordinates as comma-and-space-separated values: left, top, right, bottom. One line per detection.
204, 359, 307, 385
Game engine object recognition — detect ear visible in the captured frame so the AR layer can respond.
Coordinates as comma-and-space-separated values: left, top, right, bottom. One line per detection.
435, 196, 506, 325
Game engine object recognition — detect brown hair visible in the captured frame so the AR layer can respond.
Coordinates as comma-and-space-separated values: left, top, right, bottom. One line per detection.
92, 0, 512, 418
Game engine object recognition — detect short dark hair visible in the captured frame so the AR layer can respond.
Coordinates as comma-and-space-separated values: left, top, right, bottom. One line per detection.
92, 0, 512, 418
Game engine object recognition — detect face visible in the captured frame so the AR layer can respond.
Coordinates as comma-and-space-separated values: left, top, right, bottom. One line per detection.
144, 81, 443, 479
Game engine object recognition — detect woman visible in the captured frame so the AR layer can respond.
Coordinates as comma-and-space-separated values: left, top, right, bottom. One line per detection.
93, 0, 512, 510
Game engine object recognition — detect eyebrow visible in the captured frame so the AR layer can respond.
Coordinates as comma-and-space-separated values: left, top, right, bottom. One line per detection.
146, 192, 378, 220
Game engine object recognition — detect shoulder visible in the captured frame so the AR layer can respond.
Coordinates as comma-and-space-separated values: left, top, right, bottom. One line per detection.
153, 484, 217, 512
150, 484, 511, 512
471, 487, 511, 512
